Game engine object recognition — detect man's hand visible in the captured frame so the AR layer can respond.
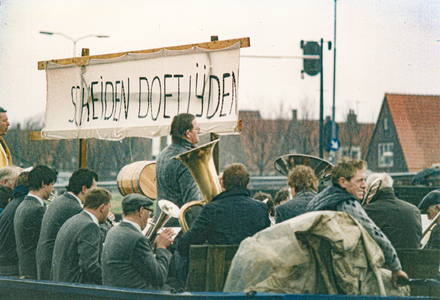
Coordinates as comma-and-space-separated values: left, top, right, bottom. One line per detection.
392, 269, 408, 288
155, 227, 174, 249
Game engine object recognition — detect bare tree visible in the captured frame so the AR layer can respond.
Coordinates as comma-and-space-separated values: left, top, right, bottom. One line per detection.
239, 113, 290, 176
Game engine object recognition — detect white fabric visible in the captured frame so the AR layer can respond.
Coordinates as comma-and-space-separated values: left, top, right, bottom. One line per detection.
223, 211, 409, 296
42, 44, 241, 141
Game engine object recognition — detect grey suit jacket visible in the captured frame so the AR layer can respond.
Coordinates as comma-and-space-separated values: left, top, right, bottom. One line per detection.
14, 195, 46, 279
102, 221, 172, 290
50, 211, 103, 285
36, 192, 83, 280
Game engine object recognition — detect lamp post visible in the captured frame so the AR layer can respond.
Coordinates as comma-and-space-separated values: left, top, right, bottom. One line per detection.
39, 31, 109, 57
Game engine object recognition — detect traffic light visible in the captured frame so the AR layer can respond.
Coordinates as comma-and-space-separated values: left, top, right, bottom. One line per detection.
300, 41, 321, 76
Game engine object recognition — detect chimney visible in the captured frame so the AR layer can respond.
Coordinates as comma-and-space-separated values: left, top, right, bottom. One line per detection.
292, 109, 297, 122
347, 109, 357, 125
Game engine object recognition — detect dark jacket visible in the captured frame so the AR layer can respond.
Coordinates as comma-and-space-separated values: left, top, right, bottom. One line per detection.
155, 138, 202, 227
102, 221, 172, 290
364, 187, 422, 249
36, 192, 83, 280
177, 188, 270, 257
51, 211, 103, 285
306, 184, 401, 272
425, 224, 440, 249
275, 190, 317, 223
0, 185, 28, 276
14, 195, 46, 279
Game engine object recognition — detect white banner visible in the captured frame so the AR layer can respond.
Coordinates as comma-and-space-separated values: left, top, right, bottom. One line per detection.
42, 43, 241, 140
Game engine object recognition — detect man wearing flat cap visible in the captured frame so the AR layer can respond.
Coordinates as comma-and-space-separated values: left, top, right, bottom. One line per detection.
102, 194, 174, 290
418, 190, 440, 249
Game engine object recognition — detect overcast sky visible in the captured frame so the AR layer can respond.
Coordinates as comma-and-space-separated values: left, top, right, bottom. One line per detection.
1, 0, 439, 125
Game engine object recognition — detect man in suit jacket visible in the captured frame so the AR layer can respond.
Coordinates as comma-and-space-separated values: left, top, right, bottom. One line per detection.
50, 187, 111, 285
177, 163, 270, 257
0, 171, 29, 276
14, 165, 57, 279
102, 194, 174, 290
275, 165, 318, 223
36, 168, 98, 280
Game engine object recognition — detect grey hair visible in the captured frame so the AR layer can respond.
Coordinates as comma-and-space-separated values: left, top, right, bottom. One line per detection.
0, 166, 21, 184
366, 172, 393, 189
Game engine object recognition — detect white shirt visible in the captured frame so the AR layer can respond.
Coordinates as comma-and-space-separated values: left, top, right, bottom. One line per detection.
84, 209, 99, 225
122, 219, 142, 233
27, 193, 45, 207
68, 191, 83, 208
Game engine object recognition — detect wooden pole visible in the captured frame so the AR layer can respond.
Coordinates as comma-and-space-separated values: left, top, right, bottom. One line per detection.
78, 48, 89, 169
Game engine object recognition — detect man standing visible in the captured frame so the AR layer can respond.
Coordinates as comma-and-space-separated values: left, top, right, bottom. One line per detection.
177, 163, 270, 257
0, 107, 12, 168
36, 168, 98, 280
51, 187, 111, 285
102, 194, 174, 290
155, 113, 202, 227
418, 190, 440, 249
364, 172, 422, 249
306, 158, 408, 288
275, 165, 318, 223
14, 165, 57, 279
0, 172, 29, 276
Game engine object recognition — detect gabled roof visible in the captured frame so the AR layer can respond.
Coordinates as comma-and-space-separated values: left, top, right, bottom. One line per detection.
386, 93, 440, 172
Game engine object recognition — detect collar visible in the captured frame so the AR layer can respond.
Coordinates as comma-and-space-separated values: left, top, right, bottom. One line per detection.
68, 191, 83, 207
28, 193, 45, 207
84, 210, 99, 225
122, 219, 142, 232
172, 137, 196, 149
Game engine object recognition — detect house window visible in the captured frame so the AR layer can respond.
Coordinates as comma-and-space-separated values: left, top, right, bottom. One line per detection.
378, 143, 393, 167
340, 146, 361, 160
384, 117, 389, 130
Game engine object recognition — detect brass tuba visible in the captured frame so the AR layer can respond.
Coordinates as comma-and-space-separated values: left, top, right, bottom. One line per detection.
274, 154, 334, 182
145, 199, 180, 243
173, 139, 222, 233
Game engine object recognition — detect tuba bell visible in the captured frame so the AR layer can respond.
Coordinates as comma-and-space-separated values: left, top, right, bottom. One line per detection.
173, 139, 222, 233
145, 199, 180, 243
361, 178, 382, 206
274, 154, 334, 182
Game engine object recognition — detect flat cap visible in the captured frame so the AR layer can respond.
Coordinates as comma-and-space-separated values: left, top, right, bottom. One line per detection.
122, 194, 154, 213
418, 190, 440, 212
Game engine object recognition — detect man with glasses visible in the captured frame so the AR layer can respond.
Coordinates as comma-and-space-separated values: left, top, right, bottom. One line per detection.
418, 190, 440, 249
102, 194, 174, 290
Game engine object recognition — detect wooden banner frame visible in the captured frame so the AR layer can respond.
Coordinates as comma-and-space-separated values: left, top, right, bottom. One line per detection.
33, 37, 250, 169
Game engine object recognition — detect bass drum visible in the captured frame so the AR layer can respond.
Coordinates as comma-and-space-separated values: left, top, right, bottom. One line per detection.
117, 161, 157, 199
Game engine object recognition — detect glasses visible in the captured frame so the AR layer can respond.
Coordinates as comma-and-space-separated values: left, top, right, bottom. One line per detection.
143, 206, 154, 213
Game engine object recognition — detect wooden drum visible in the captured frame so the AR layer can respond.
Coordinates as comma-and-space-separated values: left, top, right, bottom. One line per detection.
117, 161, 157, 199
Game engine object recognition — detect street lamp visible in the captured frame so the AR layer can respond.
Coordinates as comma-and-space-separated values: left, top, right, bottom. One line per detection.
39, 31, 109, 57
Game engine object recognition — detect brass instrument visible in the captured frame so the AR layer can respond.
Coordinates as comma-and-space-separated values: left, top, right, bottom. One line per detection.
173, 139, 222, 233
421, 211, 440, 249
274, 154, 334, 182
106, 216, 116, 228
361, 178, 382, 206
145, 199, 180, 243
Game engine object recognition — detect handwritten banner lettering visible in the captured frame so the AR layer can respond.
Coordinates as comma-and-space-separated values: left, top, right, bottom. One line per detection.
42, 44, 241, 140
